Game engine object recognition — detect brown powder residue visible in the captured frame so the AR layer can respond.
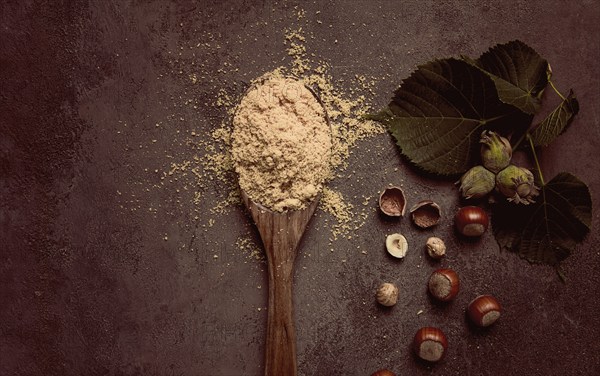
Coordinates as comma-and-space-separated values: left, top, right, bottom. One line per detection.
300, 62, 385, 172
231, 74, 332, 212
236, 235, 264, 262
155, 15, 386, 243
320, 187, 370, 241
201, 25, 384, 236
320, 187, 353, 239
202, 144, 234, 183
285, 27, 310, 76
210, 189, 241, 215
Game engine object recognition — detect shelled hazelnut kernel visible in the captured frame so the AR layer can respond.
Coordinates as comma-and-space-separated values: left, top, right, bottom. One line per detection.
426, 237, 446, 259
376, 283, 399, 307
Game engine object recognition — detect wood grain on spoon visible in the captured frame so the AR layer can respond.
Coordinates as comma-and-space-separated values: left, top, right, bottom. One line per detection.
232, 74, 330, 376
241, 191, 320, 376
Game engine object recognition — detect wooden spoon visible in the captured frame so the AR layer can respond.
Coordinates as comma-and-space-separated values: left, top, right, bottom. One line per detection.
241, 190, 320, 376
236, 78, 329, 375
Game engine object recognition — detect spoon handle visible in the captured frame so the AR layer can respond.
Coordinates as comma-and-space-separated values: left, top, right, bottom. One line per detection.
240, 191, 320, 376
264, 254, 297, 376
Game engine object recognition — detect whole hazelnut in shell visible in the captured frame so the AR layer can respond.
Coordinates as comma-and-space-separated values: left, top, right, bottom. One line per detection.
455, 206, 489, 237
467, 295, 501, 327
413, 327, 448, 362
428, 268, 460, 301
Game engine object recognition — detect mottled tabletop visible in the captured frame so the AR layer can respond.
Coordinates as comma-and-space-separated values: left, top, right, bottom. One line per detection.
2, 1, 599, 375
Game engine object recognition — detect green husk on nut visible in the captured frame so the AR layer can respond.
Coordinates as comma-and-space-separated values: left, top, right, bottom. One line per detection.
495, 165, 540, 204
480, 131, 512, 173
457, 165, 496, 199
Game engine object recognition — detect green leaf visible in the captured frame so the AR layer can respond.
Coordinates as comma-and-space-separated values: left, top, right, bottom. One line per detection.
493, 172, 592, 268
529, 90, 580, 147
472, 40, 550, 114
383, 58, 531, 175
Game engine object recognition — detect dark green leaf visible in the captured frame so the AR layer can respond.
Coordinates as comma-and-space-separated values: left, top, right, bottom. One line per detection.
493, 172, 592, 268
472, 40, 550, 114
529, 90, 580, 147
383, 58, 531, 175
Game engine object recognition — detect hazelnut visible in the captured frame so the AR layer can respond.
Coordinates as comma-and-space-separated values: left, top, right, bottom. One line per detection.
385, 233, 408, 259
425, 237, 446, 259
480, 130, 513, 174
496, 164, 540, 204
413, 327, 448, 362
379, 186, 406, 217
410, 200, 441, 228
428, 269, 460, 301
467, 295, 501, 327
376, 282, 398, 307
455, 206, 489, 237
457, 165, 496, 200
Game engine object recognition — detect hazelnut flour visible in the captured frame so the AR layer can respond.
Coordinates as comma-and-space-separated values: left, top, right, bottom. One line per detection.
231, 74, 332, 212
140, 18, 388, 254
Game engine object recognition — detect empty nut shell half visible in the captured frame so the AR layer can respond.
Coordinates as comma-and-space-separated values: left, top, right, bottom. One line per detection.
386, 233, 408, 258
379, 186, 406, 217
410, 200, 441, 228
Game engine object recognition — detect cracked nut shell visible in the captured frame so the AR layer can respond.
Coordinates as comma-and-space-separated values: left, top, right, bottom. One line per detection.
410, 200, 441, 228
379, 186, 406, 217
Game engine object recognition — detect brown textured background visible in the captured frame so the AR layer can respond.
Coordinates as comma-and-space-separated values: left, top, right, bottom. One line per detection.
1, 1, 599, 375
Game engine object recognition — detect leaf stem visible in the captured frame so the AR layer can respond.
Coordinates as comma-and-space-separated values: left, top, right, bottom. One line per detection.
549, 79, 566, 101
527, 134, 545, 186
512, 132, 528, 150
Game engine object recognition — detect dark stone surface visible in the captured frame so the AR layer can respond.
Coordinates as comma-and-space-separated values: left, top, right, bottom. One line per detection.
1, 1, 599, 375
